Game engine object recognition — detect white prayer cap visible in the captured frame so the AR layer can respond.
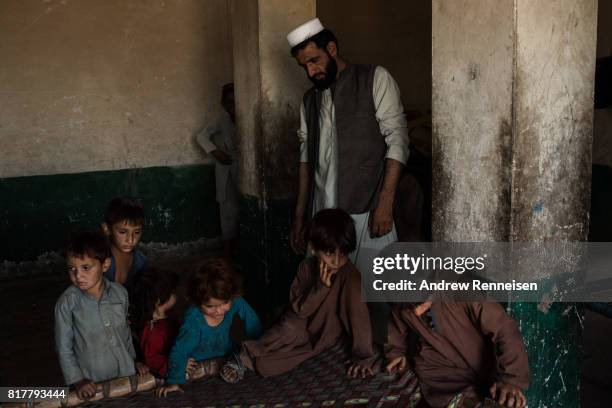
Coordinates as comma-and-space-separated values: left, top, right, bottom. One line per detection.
286, 18, 324, 48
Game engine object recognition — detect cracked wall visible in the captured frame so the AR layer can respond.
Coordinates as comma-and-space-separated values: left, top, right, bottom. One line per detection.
432, 1, 598, 406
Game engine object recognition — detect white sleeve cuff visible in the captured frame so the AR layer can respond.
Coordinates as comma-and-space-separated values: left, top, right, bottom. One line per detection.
385, 144, 409, 165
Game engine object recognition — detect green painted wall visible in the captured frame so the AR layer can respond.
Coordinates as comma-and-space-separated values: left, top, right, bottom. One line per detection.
0, 164, 220, 262
509, 302, 583, 407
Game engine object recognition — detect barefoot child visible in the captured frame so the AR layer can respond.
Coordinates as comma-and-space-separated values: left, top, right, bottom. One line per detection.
129, 268, 179, 379
156, 258, 262, 396
385, 301, 529, 408
221, 208, 377, 383
55, 230, 147, 401
101, 197, 147, 287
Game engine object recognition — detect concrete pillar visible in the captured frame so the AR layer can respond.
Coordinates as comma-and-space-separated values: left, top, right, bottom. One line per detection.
432, 0, 597, 406
229, 0, 315, 309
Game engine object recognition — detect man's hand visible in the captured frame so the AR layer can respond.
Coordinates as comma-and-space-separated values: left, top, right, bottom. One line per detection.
319, 260, 337, 288
489, 381, 527, 408
369, 202, 394, 238
135, 362, 149, 376
385, 356, 408, 375
369, 158, 403, 238
155, 384, 184, 398
211, 149, 232, 165
74, 379, 97, 401
347, 363, 374, 379
290, 217, 307, 254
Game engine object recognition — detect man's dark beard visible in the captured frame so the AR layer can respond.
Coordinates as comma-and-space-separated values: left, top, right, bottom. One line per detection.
309, 56, 338, 90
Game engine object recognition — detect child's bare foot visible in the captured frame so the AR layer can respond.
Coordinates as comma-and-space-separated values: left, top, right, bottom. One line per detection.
220, 354, 247, 383
186, 358, 223, 381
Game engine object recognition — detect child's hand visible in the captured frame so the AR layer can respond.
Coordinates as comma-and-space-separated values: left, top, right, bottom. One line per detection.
155, 384, 183, 397
346, 362, 374, 379
74, 379, 97, 401
319, 260, 335, 287
186, 358, 199, 376
385, 356, 408, 375
489, 381, 526, 408
290, 217, 307, 254
135, 362, 150, 376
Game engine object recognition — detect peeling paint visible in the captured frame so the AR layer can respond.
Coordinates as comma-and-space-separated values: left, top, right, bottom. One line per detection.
434, 1, 596, 406
532, 202, 543, 213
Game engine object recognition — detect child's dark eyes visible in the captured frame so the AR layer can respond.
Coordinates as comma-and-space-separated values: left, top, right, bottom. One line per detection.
204, 301, 229, 308
117, 229, 142, 235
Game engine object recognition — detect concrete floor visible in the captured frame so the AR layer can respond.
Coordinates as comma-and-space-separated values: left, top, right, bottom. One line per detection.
1, 258, 611, 406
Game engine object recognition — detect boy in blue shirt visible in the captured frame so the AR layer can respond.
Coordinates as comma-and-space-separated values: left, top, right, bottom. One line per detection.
101, 197, 147, 287
55, 230, 146, 401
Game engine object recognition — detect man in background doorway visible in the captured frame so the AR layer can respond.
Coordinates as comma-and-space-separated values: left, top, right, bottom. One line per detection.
197, 83, 239, 258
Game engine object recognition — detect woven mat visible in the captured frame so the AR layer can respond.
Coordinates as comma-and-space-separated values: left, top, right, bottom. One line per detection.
86, 344, 421, 407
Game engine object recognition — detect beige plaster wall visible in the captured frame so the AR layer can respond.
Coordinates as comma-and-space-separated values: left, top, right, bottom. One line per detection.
432, 0, 515, 242
259, 0, 315, 198
230, 0, 314, 198
0, 0, 233, 178
230, 0, 261, 197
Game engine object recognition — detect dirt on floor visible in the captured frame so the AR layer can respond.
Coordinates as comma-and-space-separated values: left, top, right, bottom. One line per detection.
1, 246, 611, 405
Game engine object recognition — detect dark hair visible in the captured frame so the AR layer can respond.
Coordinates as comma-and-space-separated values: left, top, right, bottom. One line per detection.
129, 267, 179, 332
221, 83, 234, 103
188, 257, 242, 305
65, 229, 112, 262
307, 208, 356, 255
104, 197, 145, 227
290, 29, 338, 57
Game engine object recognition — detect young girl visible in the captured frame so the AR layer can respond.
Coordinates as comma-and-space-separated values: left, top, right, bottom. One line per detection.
156, 257, 262, 397
129, 268, 180, 379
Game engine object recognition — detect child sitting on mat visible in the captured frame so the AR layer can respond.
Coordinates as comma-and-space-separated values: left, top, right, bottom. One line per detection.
385, 301, 529, 408
220, 208, 377, 383
156, 257, 262, 396
129, 267, 180, 380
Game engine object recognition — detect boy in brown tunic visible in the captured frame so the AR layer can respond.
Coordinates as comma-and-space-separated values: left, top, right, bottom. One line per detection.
385, 301, 529, 408
221, 208, 377, 382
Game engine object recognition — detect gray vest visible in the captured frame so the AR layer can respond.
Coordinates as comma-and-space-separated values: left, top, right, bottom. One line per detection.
303, 64, 386, 215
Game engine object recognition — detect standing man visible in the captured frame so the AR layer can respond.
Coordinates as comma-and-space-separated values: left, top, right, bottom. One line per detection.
196, 83, 239, 258
287, 19, 409, 273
